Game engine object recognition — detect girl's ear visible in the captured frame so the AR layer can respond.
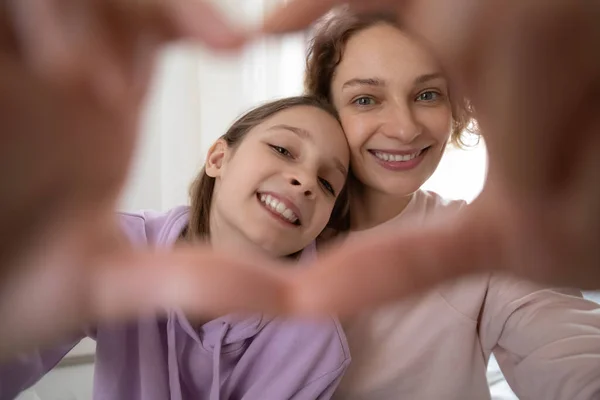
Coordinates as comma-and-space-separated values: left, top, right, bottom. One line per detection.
205, 139, 229, 178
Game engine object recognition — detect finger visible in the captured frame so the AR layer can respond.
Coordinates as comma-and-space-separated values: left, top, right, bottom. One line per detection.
89, 0, 249, 107
260, 0, 413, 35
568, 106, 600, 288
90, 245, 294, 323
477, 1, 599, 196
105, 0, 248, 49
7, 0, 83, 83
9, 0, 247, 90
289, 208, 496, 316
167, 0, 249, 49
0, 0, 19, 55
261, 0, 340, 34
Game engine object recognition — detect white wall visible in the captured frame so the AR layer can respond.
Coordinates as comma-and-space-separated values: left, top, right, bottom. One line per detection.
423, 138, 487, 202
119, 0, 305, 212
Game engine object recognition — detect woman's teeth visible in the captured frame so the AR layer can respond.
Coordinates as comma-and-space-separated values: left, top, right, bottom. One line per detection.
259, 194, 299, 224
373, 150, 422, 162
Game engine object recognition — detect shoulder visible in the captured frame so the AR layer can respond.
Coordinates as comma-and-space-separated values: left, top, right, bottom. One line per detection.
411, 191, 487, 319
117, 206, 190, 246
262, 315, 350, 366
413, 189, 467, 216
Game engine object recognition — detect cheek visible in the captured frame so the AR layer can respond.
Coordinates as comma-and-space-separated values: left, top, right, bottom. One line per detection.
223, 154, 264, 191
417, 107, 453, 143
312, 201, 336, 231
340, 113, 377, 154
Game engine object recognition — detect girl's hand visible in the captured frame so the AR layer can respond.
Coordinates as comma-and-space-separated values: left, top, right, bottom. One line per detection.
0, 0, 289, 359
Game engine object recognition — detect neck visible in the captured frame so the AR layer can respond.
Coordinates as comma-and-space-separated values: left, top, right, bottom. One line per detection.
349, 183, 415, 232
208, 212, 273, 259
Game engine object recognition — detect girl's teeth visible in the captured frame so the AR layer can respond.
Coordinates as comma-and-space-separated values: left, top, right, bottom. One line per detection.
282, 209, 294, 219
259, 194, 299, 224
374, 151, 421, 162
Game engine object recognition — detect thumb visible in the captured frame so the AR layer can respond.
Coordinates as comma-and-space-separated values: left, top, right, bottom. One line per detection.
90, 244, 294, 323
289, 206, 495, 316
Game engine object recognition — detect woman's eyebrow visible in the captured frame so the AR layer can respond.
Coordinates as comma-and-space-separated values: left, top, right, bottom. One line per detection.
342, 77, 386, 90
414, 72, 444, 85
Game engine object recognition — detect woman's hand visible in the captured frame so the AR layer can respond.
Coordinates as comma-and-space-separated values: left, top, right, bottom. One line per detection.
260, 0, 600, 315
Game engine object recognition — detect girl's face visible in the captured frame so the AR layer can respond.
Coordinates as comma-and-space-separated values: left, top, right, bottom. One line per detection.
206, 106, 349, 257
330, 24, 453, 197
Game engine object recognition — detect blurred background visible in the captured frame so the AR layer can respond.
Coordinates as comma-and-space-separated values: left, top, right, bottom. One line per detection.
16, 0, 488, 399
118, 0, 488, 214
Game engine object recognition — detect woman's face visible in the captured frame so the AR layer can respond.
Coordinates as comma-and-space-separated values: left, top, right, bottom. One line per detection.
330, 23, 453, 197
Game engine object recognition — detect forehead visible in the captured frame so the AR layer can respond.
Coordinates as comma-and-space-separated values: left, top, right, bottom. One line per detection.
334, 24, 441, 85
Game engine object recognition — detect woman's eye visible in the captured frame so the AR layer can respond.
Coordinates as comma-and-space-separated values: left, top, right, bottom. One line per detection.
353, 96, 376, 107
269, 145, 293, 158
416, 91, 441, 102
319, 178, 335, 196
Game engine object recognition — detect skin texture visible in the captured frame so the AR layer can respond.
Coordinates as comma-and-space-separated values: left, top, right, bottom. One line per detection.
0, 0, 599, 357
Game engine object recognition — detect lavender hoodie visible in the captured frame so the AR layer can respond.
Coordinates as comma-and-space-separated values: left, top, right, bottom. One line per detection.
0, 207, 350, 400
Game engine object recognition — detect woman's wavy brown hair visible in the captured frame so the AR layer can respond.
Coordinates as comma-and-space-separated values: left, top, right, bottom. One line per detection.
304, 9, 477, 148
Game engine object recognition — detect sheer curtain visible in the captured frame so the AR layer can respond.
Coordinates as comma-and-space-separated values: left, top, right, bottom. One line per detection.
120, 0, 308, 212
120, 40, 487, 213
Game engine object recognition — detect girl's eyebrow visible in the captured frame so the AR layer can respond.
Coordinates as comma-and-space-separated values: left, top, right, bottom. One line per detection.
268, 123, 347, 177
268, 124, 312, 142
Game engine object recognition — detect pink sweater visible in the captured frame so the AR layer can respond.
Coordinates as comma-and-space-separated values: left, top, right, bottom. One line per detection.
333, 190, 600, 400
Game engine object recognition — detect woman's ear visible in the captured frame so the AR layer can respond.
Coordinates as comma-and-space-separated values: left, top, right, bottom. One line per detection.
205, 139, 229, 178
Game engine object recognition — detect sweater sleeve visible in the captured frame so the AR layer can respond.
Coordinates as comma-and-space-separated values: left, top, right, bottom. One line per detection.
0, 211, 150, 399
479, 275, 600, 400
0, 336, 84, 399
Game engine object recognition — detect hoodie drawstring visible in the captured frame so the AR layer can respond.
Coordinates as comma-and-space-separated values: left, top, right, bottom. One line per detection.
210, 322, 230, 400
167, 313, 183, 400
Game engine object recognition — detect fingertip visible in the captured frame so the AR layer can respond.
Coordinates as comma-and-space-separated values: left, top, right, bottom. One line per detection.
170, 0, 250, 50
261, 0, 337, 35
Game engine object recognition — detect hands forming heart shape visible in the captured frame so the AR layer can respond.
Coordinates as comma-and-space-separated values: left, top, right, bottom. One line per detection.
0, 0, 598, 359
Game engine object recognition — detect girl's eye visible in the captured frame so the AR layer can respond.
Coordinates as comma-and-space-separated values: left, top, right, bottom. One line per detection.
353, 96, 376, 107
416, 91, 441, 102
269, 145, 293, 158
319, 178, 335, 196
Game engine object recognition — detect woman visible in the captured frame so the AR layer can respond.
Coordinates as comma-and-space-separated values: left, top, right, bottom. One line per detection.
304, 9, 600, 400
